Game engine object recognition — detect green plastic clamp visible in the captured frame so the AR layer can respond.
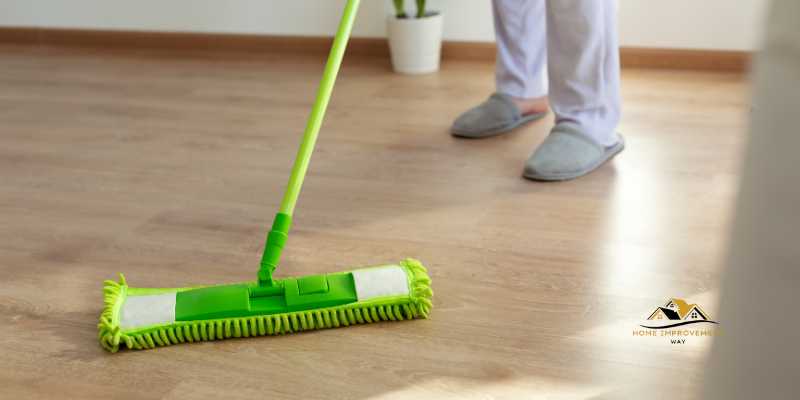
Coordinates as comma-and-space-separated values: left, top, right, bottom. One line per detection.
258, 213, 292, 286
174, 272, 358, 321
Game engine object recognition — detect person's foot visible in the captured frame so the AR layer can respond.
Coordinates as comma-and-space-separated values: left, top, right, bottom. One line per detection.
510, 96, 549, 116
523, 122, 625, 181
451, 93, 548, 138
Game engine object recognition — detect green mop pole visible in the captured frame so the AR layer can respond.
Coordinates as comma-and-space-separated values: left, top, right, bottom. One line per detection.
258, 0, 361, 286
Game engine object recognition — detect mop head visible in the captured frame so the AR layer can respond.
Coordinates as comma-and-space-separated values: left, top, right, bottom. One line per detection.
98, 259, 432, 352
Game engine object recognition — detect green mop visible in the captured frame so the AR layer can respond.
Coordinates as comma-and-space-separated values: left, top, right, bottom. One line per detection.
98, 0, 432, 352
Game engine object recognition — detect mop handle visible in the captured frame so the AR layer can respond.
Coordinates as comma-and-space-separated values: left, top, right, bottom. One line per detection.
280, 0, 360, 216
259, 0, 360, 286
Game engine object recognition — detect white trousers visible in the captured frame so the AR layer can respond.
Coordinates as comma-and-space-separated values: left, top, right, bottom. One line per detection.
493, 0, 621, 146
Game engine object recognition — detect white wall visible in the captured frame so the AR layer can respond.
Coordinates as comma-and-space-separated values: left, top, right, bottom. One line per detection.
0, 0, 769, 50
617, 0, 768, 50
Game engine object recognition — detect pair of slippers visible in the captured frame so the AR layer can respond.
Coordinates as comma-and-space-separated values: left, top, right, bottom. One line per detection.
451, 93, 624, 181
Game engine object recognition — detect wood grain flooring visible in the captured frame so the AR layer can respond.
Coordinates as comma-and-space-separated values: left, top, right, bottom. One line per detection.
0, 45, 749, 399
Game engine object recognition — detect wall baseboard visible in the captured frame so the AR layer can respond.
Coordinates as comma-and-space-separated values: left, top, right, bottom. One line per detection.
620, 47, 751, 72
0, 27, 751, 72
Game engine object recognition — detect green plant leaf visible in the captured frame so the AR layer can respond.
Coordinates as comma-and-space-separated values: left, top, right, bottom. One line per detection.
393, 0, 406, 18
416, 0, 426, 18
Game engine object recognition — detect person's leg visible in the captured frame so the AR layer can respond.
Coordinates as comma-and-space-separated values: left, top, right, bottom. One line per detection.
523, 0, 623, 181
494, 0, 548, 112
546, 0, 621, 147
451, 0, 548, 138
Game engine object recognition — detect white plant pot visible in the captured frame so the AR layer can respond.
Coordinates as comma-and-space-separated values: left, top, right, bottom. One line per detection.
387, 13, 443, 75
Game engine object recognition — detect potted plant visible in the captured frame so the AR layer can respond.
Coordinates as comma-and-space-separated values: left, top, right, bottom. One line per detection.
387, 0, 444, 74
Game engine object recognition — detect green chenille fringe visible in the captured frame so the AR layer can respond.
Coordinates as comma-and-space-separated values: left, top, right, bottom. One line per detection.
98, 259, 433, 352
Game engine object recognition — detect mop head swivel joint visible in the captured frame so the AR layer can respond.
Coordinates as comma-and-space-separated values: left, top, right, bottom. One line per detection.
99, 259, 432, 352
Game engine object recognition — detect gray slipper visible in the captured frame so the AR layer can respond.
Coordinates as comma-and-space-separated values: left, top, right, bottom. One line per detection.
451, 93, 547, 138
523, 122, 625, 181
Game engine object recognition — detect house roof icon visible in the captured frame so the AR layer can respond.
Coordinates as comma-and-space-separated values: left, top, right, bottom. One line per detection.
647, 298, 712, 321
683, 305, 710, 320
641, 298, 718, 328
647, 307, 682, 320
